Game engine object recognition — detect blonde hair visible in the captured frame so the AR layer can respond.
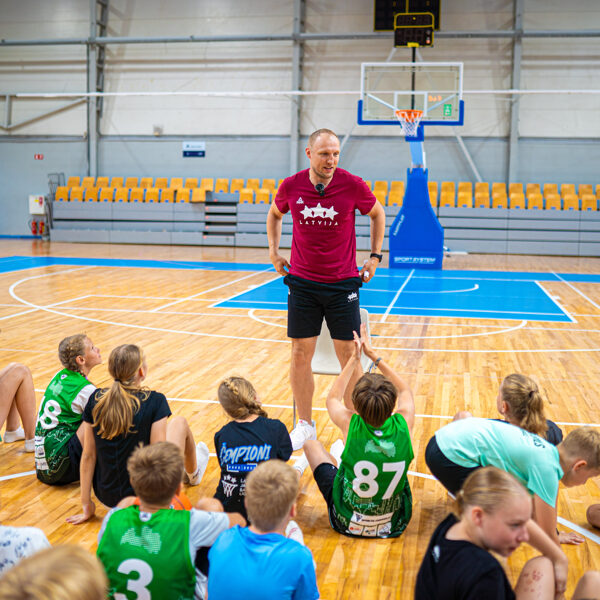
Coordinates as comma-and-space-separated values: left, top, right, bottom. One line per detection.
58, 334, 88, 374
501, 374, 547, 437
352, 373, 397, 427
308, 128, 339, 147
455, 467, 529, 518
218, 376, 267, 420
0, 545, 107, 600
128, 442, 184, 505
245, 460, 298, 532
561, 427, 600, 469
92, 344, 148, 440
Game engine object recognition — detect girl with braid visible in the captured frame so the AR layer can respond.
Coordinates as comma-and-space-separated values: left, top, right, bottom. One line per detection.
35, 334, 101, 485
67, 344, 209, 524
214, 377, 292, 519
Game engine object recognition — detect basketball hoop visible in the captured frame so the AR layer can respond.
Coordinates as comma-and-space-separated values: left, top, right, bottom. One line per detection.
395, 109, 423, 137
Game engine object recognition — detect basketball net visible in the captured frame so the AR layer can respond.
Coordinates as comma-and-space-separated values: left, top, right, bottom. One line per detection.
395, 109, 423, 137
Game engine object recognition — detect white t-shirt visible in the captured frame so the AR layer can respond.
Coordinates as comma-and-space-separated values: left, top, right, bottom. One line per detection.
0, 525, 50, 574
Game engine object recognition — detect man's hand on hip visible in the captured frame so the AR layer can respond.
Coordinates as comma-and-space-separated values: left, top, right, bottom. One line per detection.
270, 252, 290, 276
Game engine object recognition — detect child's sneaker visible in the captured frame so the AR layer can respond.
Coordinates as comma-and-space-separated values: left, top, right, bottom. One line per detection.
186, 442, 210, 486
24, 439, 35, 453
290, 420, 316, 451
330, 439, 345, 467
285, 520, 305, 544
3, 427, 25, 443
293, 453, 309, 477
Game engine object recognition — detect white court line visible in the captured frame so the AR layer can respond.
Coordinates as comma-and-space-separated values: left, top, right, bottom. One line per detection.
248, 308, 286, 329
151, 266, 276, 313
9, 271, 290, 346
534, 281, 576, 323
0, 294, 93, 322
553, 272, 600, 312
371, 321, 527, 341
381, 269, 414, 323
47, 305, 265, 319
0, 470, 35, 482
557, 517, 600, 545
401, 284, 479, 294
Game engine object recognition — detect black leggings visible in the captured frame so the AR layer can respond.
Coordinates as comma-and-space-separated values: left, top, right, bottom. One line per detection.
425, 435, 480, 494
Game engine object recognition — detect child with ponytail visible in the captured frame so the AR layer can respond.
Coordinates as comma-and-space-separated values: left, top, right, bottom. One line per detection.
415, 467, 600, 600
67, 344, 209, 524
214, 376, 292, 519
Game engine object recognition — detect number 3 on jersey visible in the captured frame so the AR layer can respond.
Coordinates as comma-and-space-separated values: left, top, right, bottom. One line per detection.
352, 460, 406, 500
114, 558, 153, 600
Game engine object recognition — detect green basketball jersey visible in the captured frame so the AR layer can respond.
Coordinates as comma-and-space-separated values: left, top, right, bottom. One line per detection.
34, 369, 91, 482
97, 506, 196, 600
331, 413, 414, 538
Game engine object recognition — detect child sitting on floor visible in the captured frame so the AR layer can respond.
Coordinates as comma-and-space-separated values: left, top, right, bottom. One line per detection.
35, 334, 101, 483
96, 441, 245, 600
214, 376, 292, 519
208, 459, 319, 600
297, 323, 415, 538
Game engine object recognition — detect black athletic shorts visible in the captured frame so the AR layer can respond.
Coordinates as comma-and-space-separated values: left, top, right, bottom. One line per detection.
425, 435, 479, 495
45, 433, 83, 485
313, 462, 347, 533
284, 274, 362, 340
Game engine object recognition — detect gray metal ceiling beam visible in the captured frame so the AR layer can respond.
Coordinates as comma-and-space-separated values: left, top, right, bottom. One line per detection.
289, 0, 305, 174
2, 29, 600, 47
507, 0, 524, 184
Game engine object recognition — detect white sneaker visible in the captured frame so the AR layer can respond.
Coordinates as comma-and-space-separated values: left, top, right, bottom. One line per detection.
4, 427, 25, 443
330, 439, 345, 467
186, 441, 210, 486
290, 419, 316, 451
24, 439, 35, 453
293, 453, 309, 477
285, 519, 305, 545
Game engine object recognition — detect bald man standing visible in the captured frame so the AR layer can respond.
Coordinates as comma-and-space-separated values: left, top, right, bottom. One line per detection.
267, 128, 386, 450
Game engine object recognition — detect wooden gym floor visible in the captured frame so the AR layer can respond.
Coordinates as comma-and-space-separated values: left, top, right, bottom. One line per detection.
2, 239, 600, 599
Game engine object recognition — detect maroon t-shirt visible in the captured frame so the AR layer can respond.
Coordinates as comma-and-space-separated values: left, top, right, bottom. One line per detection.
275, 168, 376, 283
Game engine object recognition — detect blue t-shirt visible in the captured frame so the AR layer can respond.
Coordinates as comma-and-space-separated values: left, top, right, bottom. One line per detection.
208, 526, 319, 600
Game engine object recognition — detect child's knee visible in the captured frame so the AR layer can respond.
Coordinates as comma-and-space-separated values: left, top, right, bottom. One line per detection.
196, 497, 224, 512
452, 410, 473, 421
587, 503, 600, 528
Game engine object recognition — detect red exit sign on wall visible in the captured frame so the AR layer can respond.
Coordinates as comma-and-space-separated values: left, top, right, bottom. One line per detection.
34, 154, 44, 160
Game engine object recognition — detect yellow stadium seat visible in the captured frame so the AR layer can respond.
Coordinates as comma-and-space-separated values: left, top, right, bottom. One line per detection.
491, 182, 506, 197
239, 188, 254, 203
561, 194, 578, 210
561, 183, 576, 198
84, 187, 99, 202
255, 189, 270, 204
160, 188, 175, 203
95, 176, 109, 188
176, 188, 190, 203
457, 192, 472, 208
230, 179, 244, 193
363, 180, 372, 190
428, 181, 438, 207
508, 183, 523, 197
474, 182, 489, 197
474, 193, 489, 208
80, 177, 94, 188
99, 187, 114, 202
190, 188, 205, 203
154, 177, 168, 189
388, 190, 403, 206
373, 190, 387, 205
373, 180, 389, 195
457, 181, 472, 196
145, 188, 159, 203
440, 192, 455, 208
543, 183, 558, 197
509, 193, 525, 209
215, 178, 229, 193
581, 194, 597, 211
261, 179, 276, 191
390, 180, 404, 193
110, 177, 124, 188
246, 179, 260, 192
130, 188, 144, 203
491, 194, 507, 209
596, 184, 600, 200
114, 188, 129, 203
544, 194, 561, 210
578, 184, 593, 198
441, 181, 455, 195
527, 193, 543, 209
526, 183, 541, 198
140, 177, 154, 189
185, 178, 199, 189
70, 187, 84, 202
169, 177, 183, 189
66, 176, 80, 188
55, 186, 69, 201
124, 177, 138, 188
200, 178, 214, 190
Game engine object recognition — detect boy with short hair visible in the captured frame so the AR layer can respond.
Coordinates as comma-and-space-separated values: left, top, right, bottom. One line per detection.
96, 442, 245, 600
298, 323, 415, 538
207, 459, 319, 600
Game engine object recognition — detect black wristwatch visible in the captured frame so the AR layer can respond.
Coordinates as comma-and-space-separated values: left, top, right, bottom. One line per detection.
370, 252, 383, 263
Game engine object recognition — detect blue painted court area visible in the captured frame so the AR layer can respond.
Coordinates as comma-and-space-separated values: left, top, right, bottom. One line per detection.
3, 255, 599, 322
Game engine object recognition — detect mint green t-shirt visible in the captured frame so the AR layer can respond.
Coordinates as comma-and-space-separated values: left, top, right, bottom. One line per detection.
435, 417, 563, 507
